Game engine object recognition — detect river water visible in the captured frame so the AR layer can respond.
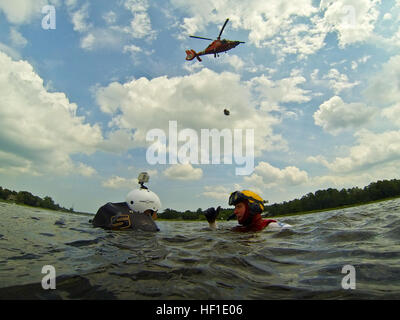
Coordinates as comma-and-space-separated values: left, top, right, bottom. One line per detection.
0, 199, 399, 299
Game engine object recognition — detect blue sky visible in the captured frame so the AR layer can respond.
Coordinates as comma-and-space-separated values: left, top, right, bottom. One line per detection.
1, 0, 400, 213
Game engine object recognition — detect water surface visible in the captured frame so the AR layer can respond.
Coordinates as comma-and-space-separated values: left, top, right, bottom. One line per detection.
0, 199, 399, 299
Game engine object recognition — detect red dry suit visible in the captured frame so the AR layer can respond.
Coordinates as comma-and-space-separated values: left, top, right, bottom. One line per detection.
231, 214, 276, 232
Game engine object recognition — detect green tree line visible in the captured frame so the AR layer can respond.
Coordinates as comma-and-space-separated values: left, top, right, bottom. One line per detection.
264, 179, 400, 216
3, 178, 400, 219
159, 179, 400, 220
0, 186, 74, 212
158, 207, 234, 221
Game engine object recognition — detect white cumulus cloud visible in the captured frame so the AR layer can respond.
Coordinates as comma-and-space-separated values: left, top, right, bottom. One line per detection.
163, 163, 203, 180
202, 185, 233, 200
114, 0, 156, 40
70, 2, 91, 33
0, 0, 58, 24
310, 130, 400, 174
0, 51, 102, 176
102, 176, 138, 189
319, 0, 381, 47
171, 0, 382, 60
314, 96, 375, 135
365, 55, 400, 106
323, 68, 360, 94
95, 68, 287, 157
9, 28, 28, 47
382, 103, 400, 127
244, 161, 309, 189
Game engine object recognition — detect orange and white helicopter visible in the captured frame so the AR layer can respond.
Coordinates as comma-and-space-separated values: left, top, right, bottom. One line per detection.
185, 18, 245, 62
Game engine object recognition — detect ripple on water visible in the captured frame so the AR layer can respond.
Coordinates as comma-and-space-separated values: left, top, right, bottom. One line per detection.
65, 239, 100, 247
0, 275, 117, 299
324, 230, 376, 243
161, 235, 199, 243
384, 226, 400, 240
270, 228, 297, 238
39, 233, 55, 237
1, 200, 400, 299
54, 219, 65, 226
8, 253, 41, 260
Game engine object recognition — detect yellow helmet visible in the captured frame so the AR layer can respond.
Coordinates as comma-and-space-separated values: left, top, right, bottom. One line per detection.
229, 190, 265, 214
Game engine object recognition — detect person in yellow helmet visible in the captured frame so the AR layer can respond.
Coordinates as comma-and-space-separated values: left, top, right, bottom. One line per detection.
204, 190, 290, 232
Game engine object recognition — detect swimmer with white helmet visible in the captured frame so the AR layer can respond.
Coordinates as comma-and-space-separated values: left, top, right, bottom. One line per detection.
91, 172, 161, 232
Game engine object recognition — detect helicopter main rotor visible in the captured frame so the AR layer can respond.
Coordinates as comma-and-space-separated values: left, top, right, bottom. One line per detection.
189, 18, 231, 41
217, 18, 229, 40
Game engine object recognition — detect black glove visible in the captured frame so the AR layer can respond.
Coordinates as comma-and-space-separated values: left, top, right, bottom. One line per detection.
204, 206, 221, 223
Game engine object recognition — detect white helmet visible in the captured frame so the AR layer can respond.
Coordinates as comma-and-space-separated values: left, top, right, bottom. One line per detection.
125, 188, 161, 213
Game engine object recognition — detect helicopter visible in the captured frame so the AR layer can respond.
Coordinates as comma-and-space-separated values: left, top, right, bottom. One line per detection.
185, 18, 245, 62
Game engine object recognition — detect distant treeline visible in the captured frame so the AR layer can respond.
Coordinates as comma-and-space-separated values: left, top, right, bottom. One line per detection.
0, 186, 74, 213
265, 179, 400, 216
159, 179, 400, 220
158, 207, 234, 221
3, 179, 400, 218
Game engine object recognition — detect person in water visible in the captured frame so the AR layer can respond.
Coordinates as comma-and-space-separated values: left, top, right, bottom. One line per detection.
204, 190, 289, 232
91, 187, 161, 232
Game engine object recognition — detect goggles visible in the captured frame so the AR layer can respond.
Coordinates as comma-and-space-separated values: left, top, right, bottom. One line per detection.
229, 191, 243, 206
229, 191, 265, 207
228, 191, 268, 208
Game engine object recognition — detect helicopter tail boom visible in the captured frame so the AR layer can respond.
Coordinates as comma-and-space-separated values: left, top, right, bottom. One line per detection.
185, 49, 202, 62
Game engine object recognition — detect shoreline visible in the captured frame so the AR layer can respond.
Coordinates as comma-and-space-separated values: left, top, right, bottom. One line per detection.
3, 195, 400, 222
268, 195, 400, 219
0, 199, 94, 217
162, 195, 400, 221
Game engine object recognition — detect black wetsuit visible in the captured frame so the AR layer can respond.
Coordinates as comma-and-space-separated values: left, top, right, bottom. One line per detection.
91, 202, 159, 232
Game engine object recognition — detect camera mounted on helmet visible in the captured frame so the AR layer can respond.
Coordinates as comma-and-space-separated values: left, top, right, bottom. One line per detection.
138, 172, 149, 189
